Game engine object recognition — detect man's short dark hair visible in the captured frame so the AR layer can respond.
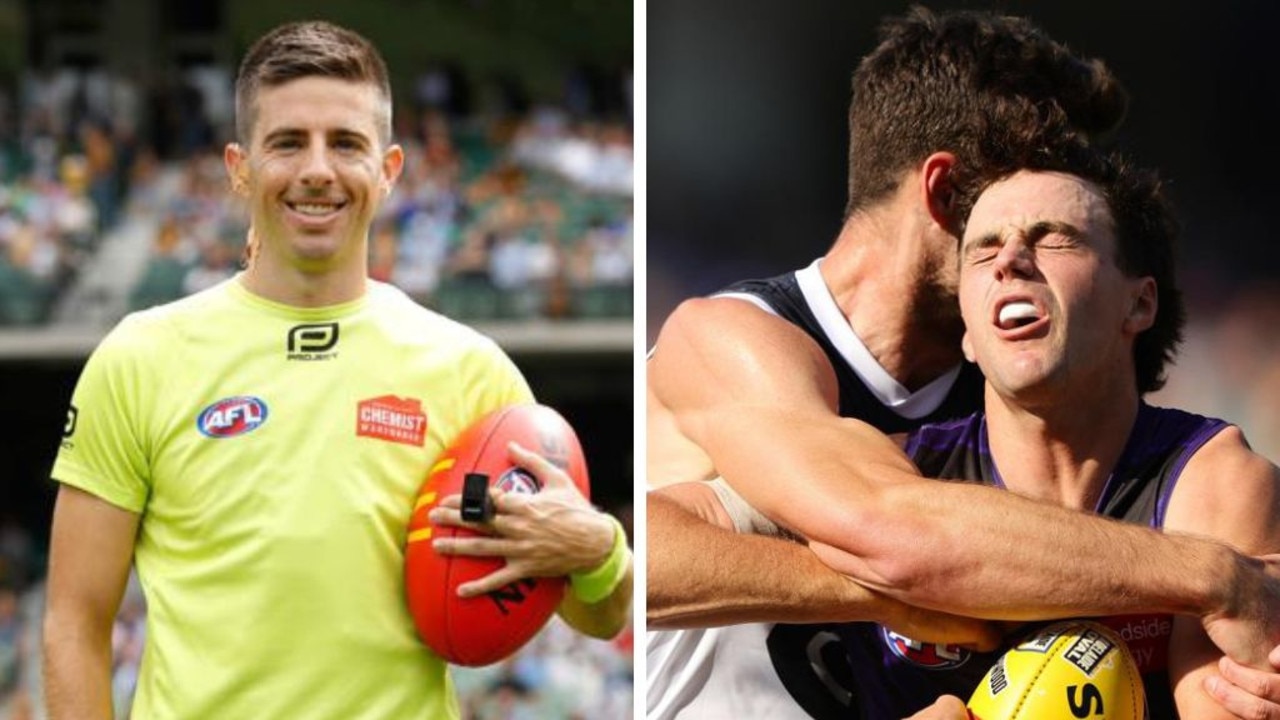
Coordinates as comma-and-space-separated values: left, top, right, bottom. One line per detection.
235, 21, 392, 145
960, 136, 1185, 395
845, 6, 1128, 219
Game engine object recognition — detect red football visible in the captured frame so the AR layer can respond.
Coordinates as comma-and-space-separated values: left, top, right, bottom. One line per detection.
404, 403, 590, 666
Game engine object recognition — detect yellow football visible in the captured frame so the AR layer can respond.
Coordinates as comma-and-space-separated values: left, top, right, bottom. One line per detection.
967, 621, 1146, 720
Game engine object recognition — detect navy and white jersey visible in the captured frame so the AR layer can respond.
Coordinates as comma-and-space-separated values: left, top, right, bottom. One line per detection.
839, 403, 1229, 719
716, 260, 984, 432
723, 261, 984, 718
647, 259, 984, 720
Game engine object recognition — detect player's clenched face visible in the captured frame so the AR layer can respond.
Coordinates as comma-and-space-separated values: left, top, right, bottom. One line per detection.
957, 170, 1155, 407
226, 76, 402, 272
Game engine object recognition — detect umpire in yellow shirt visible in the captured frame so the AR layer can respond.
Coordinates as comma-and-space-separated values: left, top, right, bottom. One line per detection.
42, 20, 631, 720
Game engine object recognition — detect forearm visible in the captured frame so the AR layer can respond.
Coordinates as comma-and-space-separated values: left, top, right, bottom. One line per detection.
558, 560, 633, 639
694, 411, 1235, 622
647, 491, 892, 628
810, 479, 1239, 621
647, 489, 1001, 648
42, 486, 140, 720
556, 507, 633, 639
43, 611, 114, 720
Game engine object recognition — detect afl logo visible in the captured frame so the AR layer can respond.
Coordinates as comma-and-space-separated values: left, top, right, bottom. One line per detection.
494, 468, 541, 495
881, 627, 970, 670
197, 396, 269, 438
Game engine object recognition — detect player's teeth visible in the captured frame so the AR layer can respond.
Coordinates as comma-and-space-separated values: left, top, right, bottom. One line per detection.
295, 203, 336, 215
998, 301, 1039, 326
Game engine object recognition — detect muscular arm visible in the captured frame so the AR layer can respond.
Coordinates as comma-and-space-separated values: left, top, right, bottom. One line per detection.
1161, 427, 1280, 717
651, 297, 1263, 625
43, 485, 139, 720
649, 485, 896, 627
648, 484, 1000, 648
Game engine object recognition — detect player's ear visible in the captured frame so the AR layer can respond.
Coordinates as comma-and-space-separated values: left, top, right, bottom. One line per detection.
1123, 276, 1157, 334
921, 151, 960, 232
961, 329, 976, 363
381, 143, 404, 196
225, 143, 248, 196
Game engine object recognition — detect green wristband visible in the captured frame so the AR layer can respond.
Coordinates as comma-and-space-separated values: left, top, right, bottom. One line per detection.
569, 514, 630, 604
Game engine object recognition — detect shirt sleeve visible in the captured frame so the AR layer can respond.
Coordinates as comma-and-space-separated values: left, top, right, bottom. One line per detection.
462, 337, 536, 415
51, 316, 157, 513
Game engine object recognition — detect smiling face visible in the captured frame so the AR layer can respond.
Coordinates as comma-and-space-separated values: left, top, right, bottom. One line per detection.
226, 76, 402, 275
958, 170, 1155, 406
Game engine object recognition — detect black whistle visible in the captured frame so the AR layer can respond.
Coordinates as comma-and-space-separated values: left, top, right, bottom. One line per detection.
461, 473, 494, 522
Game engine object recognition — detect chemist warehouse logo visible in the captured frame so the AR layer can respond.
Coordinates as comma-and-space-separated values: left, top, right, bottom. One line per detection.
197, 396, 269, 438
287, 322, 339, 361
357, 395, 427, 447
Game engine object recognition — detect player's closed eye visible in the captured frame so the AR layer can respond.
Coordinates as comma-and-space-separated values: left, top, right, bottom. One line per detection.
963, 239, 1002, 265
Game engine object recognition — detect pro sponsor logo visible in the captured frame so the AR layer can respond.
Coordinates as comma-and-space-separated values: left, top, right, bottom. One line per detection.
1063, 628, 1115, 677
881, 627, 969, 670
287, 322, 339, 361
61, 404, 79, 449
357, 395, 427, 447
197, 396, 269, 438
494, 467, 541, 495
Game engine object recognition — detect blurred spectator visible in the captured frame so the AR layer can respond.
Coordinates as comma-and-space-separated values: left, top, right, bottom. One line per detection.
0, 64, 158, 325
449, 231, 495, 285
130, 216, 191, 311
468, 676, 540, 720
183, 239, 237, 296
0, 582, 24, 717
582, 215, 633, 287
0, 520, 37, 720
55, 155, 99, 260
79, 120, 120, 230
453, 617, 633, 720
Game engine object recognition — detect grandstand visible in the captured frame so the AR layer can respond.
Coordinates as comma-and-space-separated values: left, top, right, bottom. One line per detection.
0, 1, 633, 717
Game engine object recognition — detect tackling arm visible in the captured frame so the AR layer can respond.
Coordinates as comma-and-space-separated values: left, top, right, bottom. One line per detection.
652, 297, 1269, 629
648, 483, 1000, 648
43, 485, 140, 720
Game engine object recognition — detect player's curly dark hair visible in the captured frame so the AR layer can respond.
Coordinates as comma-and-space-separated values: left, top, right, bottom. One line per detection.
956, 131, 1185, 395
234, 21, 392, 145
845, 6, 1128, 220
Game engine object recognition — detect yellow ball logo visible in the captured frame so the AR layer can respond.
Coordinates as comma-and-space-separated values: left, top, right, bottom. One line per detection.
967, 621, 1146, 719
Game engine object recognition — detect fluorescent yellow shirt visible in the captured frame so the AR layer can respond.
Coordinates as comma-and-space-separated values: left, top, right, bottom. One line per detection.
53, 278, 533, 719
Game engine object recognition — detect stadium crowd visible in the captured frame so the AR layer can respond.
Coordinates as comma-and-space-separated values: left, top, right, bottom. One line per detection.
1, 62, 633, 328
